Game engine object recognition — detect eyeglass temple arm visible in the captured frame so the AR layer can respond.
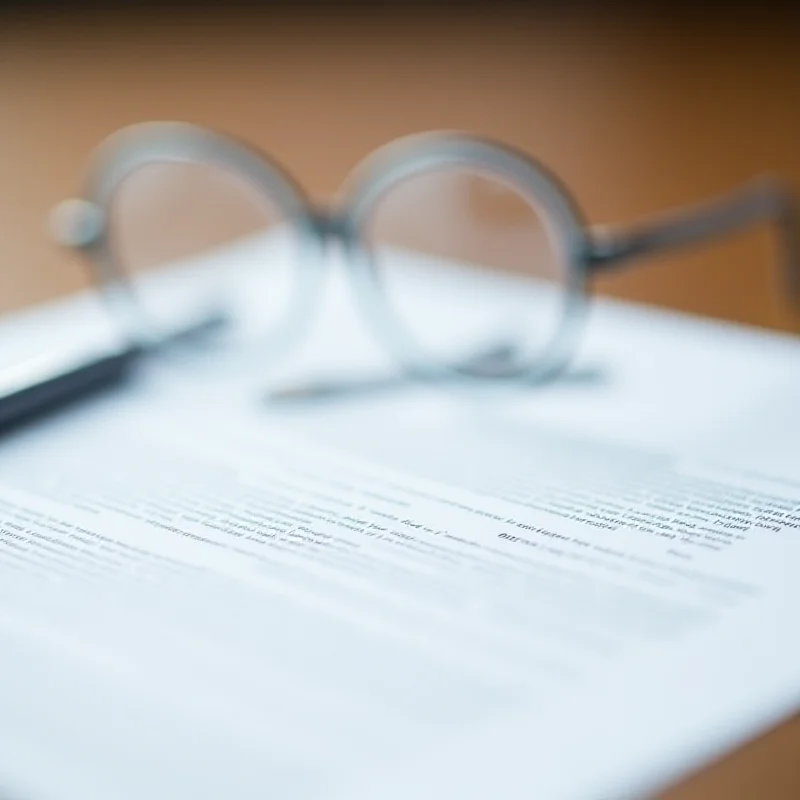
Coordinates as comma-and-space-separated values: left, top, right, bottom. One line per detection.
586, 177, 800, 298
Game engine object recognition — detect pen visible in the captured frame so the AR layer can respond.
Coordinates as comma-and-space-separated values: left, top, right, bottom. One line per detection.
0, 310, 228, 433
0, 344, 142, 432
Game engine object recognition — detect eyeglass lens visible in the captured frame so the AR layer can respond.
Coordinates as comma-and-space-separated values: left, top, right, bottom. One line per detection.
363, 166, 573, 371
108, 160, 303, 343
106, 151, 576, 374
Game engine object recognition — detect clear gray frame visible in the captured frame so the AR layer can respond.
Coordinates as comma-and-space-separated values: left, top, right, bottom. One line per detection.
57, 121, 800, 384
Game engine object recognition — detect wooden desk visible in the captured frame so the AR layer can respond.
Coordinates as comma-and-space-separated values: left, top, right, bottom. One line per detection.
2, 8, 800, 797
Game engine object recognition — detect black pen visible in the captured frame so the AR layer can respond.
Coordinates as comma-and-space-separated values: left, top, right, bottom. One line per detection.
0, 310, 228, 433
0, 344, 142, 432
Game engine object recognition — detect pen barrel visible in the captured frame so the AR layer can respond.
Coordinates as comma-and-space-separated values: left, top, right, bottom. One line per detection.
0, 348, 139, 433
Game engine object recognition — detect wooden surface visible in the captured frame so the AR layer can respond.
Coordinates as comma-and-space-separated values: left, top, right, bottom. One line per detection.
3, 7, 800, 798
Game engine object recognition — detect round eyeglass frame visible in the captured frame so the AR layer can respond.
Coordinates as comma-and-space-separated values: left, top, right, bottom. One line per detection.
61, 121, 798, 386
64, 121, 594, 384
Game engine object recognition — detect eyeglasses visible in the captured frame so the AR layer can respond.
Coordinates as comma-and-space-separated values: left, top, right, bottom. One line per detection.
52, 121, 799, 385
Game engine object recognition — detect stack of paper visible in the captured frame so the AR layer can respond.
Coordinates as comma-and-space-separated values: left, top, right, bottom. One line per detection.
0, 233, 798, 799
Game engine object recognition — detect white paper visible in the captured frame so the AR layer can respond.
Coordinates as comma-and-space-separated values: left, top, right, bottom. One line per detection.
1, 232, 800, 799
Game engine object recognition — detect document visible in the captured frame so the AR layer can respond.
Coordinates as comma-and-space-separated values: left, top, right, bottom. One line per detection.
1, 232, 800, 798
1, 402, 799, 800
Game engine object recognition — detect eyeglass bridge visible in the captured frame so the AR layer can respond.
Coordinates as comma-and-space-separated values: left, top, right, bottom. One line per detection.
306, 208, 357, 244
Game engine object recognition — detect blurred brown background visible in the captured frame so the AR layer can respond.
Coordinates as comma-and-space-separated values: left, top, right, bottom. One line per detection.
3, 4, 800, 798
